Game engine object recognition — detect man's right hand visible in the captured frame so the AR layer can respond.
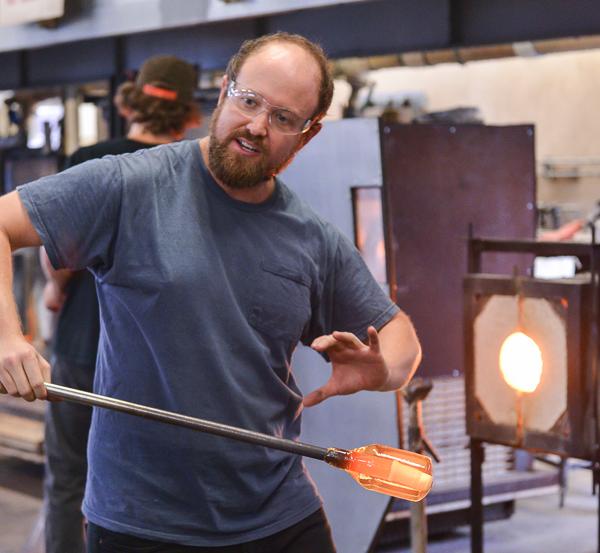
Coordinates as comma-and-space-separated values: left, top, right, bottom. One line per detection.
0, 191, 48, 401
0, 336, 50, 401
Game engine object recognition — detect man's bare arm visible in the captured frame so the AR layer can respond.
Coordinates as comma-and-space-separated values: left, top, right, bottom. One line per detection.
0, 192, 42, 249
0, 191, 50, 400
376, 310, 422, 390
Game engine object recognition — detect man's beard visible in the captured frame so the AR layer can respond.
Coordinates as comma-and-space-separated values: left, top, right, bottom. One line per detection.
207, 106, 298, 190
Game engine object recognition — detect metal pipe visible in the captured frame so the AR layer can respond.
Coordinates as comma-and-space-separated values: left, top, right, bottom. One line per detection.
470, 438, 484, 553
588, 226, 600, 553
44, 382, 328, 461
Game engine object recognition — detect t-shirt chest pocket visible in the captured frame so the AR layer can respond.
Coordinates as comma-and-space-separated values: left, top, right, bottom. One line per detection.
248, 260, 312, 342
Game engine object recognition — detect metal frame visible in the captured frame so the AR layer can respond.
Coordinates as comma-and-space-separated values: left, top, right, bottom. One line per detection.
464, 274, 590, 456
465, 234, 600, 553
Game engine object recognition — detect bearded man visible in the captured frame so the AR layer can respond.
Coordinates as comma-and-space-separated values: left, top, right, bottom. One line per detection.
0, 33, 421, 553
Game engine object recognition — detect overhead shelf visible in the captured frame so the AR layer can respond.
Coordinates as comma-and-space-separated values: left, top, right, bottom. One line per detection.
541, 157, 600, 179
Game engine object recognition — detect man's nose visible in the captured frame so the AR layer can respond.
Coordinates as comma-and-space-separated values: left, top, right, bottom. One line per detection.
246, 109, 269, 136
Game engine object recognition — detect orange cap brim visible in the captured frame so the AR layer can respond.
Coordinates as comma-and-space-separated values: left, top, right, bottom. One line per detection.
142, 84, 178, 101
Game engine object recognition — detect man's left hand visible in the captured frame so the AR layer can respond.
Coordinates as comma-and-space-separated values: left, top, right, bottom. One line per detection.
303, 326, 390, 407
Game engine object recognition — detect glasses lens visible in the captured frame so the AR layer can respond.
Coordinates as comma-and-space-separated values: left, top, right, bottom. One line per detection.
233, 91, 261, 114
229, 83, 309, 135
271, 109, 304, 134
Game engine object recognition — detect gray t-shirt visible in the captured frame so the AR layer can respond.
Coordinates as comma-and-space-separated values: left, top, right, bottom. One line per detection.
18, 140, 399, 546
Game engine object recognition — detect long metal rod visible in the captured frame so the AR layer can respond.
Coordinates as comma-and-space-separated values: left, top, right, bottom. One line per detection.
45, 382, 329, 461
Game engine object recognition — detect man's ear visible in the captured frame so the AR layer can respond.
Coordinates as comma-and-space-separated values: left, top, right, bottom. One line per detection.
217, 75, 229, 106
299, 121, 322, 148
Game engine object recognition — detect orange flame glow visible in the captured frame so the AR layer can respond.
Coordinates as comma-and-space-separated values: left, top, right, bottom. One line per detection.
499, 332, 543, 393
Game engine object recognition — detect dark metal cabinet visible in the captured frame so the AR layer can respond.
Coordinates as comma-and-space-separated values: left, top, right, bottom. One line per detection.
381, 123, 537, 378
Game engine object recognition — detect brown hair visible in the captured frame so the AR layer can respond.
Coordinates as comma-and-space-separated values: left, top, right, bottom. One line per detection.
226, 32, 334, 122
114, 81, 199, 135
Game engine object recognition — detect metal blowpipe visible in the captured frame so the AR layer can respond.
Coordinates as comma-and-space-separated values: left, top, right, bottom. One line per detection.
44, 382, 433, 502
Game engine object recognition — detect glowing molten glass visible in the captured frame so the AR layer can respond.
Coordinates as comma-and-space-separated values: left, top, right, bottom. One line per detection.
499, 331, 543, 393
325, 444, 433, 501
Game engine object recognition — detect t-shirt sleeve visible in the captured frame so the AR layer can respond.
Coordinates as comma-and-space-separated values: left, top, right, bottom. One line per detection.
17, 156, 123, 271
302, 230, 400, 345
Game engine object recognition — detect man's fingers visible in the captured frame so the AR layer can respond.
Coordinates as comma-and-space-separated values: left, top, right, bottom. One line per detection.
22, 352, 47, 400
311, 332, 363, 352
331, 331, 362, 350
2, 355, 35, 401
303, 387, 330, 408
37, 354, 51, 384
367, 326, 381, 353
0, 368, 17, 396
303, 378, 339, 407
311, 334, 338, 352
12, 368, 36, 402
0, 345, 49, 401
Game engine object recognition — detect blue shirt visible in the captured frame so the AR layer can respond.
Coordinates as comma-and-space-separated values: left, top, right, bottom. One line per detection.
18, 140, 399, 546
53, 138, 159, 366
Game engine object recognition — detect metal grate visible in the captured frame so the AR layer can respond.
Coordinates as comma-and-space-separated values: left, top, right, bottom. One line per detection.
401, 374, 513, 492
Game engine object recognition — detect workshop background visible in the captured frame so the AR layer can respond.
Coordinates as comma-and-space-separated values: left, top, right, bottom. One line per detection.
2, 1, 600, 552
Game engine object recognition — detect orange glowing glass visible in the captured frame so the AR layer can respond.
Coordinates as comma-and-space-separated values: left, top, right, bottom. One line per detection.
325, 443, 433, 501
499, 331, 543, 393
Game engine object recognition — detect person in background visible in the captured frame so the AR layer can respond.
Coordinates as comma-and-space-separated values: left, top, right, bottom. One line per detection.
0, 33, 420, 552
539, 219, 583, 241
40, 54, 200, 553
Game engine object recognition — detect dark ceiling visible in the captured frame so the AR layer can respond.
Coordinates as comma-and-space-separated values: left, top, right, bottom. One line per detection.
1, 0, 600, 90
